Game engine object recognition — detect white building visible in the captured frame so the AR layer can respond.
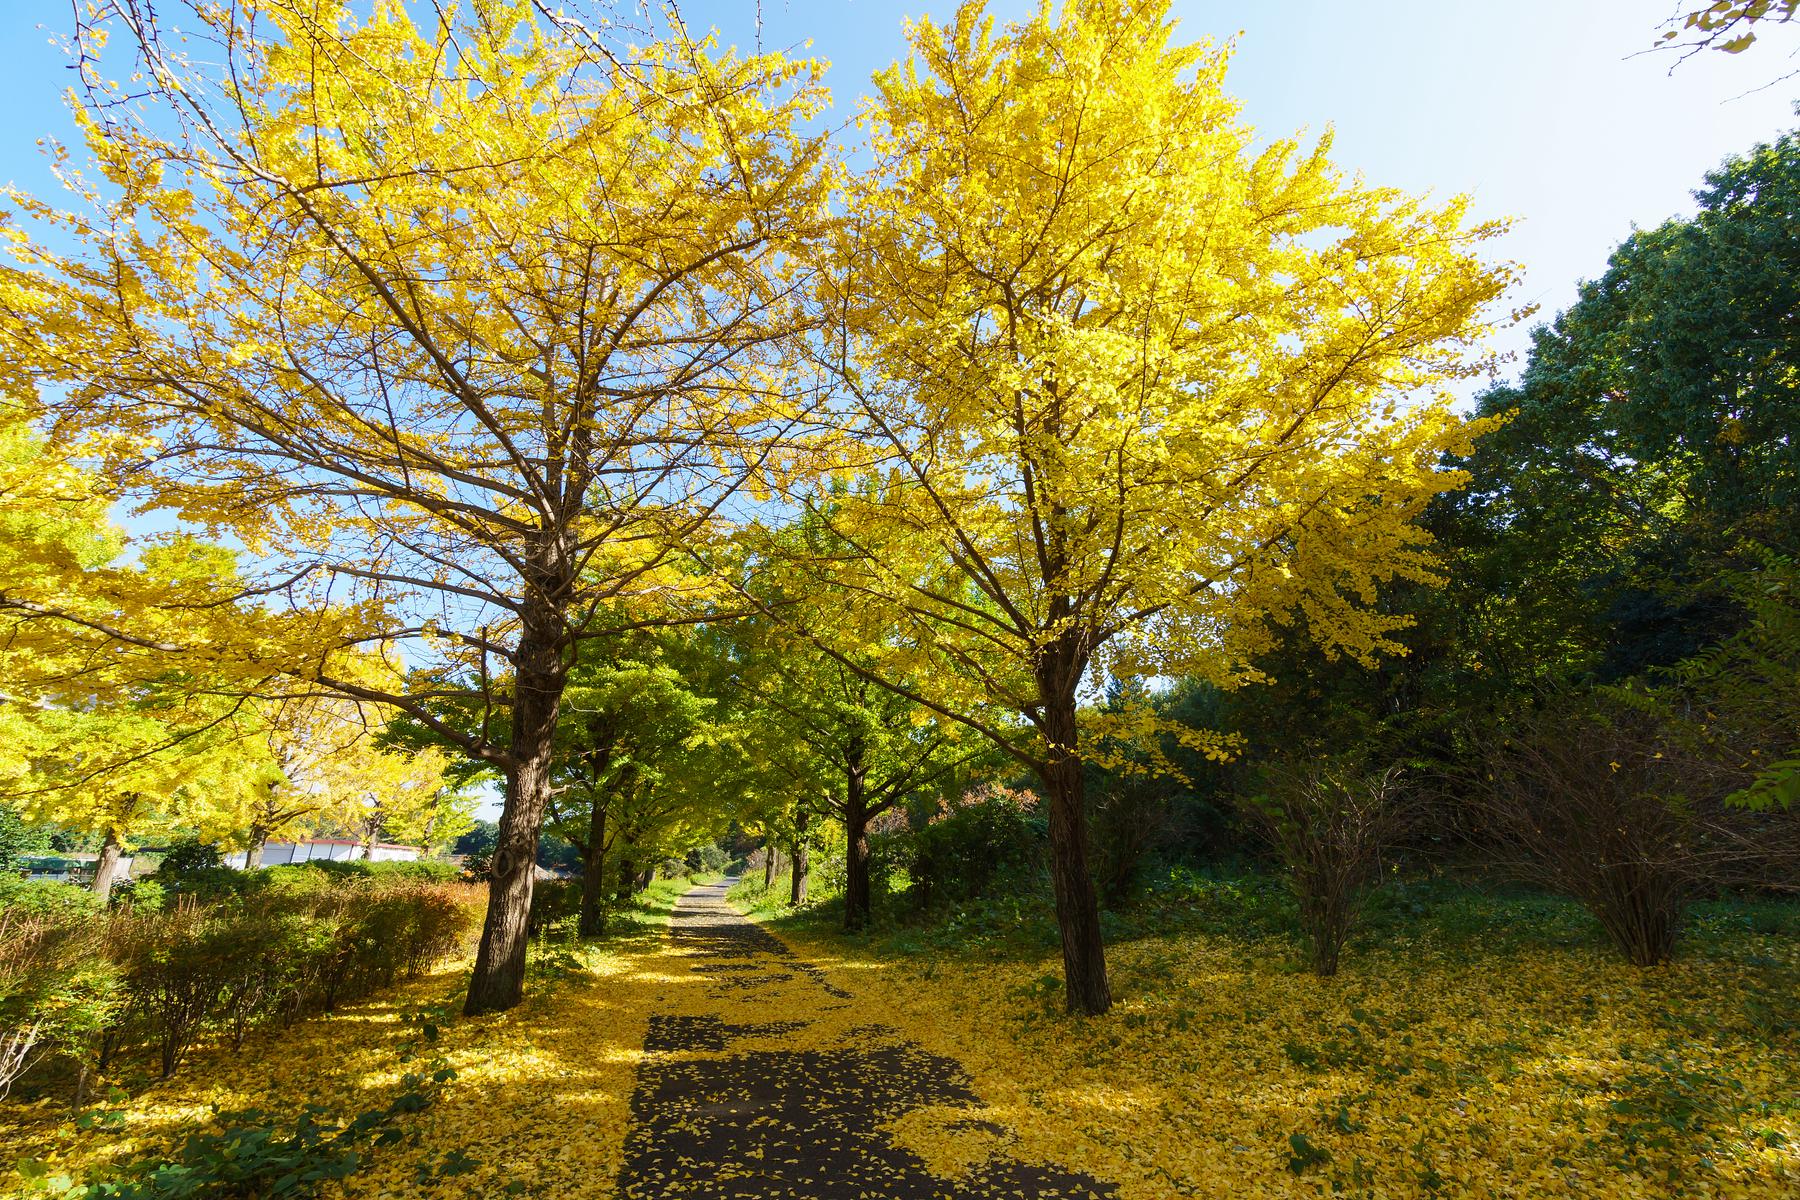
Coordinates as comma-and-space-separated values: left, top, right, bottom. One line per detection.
223, 838, 422, 869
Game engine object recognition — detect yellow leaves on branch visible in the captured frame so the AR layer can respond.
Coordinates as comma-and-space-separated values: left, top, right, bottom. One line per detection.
823, 0, 1518, 717
0, 0, 840, 724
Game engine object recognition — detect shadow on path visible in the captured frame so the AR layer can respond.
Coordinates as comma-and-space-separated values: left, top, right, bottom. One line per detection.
618, 879, 1115, 1199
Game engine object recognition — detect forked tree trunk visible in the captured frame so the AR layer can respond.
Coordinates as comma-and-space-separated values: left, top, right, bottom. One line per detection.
1038, 682, 1111, 1015
789, 808, 810, 905
843, 746, 872, 932
463, 621, 565, 1017
89, 829, 123, 895
578, 798, 609, 938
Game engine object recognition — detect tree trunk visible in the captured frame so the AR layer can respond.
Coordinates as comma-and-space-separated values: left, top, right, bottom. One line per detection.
616, 849, 637, 903
578, 797, 609, 938
843, 745, 871, 932
463, 619, 565, 1017
763, 841, 776, 890
89, 829, 123, 895
1038, 685, 1111, 1015
789, 808, 810, 906
243, 831, 266, 872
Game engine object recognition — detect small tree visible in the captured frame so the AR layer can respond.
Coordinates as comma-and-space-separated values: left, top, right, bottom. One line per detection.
1244, 763, 1408, 977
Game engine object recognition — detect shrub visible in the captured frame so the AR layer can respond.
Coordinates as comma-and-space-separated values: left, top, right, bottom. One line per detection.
302, 858, 461, 883
528, 878, 581, 935
72, 878, 479, 1083
107, 903, 224, 1078
153, 864, 255, 903
0, 908, 119, 1096
908, 786, 1044, 910
108, 878, 166, 912
1469, 700, 1759, 967
156, 838, 224, 874
1241, 762, 1409, 977
0, 877, 103, 918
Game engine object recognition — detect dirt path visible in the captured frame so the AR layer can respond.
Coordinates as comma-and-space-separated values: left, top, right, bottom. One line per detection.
616, 878, 1115, 1199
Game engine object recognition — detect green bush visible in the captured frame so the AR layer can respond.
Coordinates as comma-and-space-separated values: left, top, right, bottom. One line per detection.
108, 879, 166, 913
527, 878, 580, 935
905, 792, 1045, 910
0, 906, 120, 1096
152, 865, 255, 903
0, 877, 103, 918
300, 858, 461, 883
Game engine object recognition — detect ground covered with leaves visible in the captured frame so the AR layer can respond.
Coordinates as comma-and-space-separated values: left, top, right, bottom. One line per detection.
8, 873, 1796, 1198
747, 871, 1800, 1198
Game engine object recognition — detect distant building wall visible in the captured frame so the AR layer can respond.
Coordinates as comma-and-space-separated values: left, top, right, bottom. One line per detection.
223, 840, 422, 869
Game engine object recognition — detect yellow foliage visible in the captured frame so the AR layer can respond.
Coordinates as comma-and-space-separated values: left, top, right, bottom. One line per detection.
813, 0, 1518, 753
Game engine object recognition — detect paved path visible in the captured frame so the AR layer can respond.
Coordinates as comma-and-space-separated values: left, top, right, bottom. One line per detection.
616, 878, 1115, 1199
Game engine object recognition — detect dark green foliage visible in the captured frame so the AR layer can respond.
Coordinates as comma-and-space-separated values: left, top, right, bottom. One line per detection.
686, 844, 730, 875
0, 805, 53, 872
903, 792, 1044, 910
527, 878, 581, 936
156, 839, 224, 875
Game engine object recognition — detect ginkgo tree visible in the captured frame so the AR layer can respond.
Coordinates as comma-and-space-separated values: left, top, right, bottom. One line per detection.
0, 427, 281, 890
812, 0, 1515, 1012
19, 695, 276, 892
550, 645, 721, 935
729, 608, 977, 931
1, 0, 835, 1012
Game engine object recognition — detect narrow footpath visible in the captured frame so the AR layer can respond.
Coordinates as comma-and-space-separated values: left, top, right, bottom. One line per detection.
616, 879, 1116, 1199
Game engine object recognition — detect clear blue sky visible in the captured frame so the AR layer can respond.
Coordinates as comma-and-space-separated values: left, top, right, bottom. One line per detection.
1, 0, 1793, 380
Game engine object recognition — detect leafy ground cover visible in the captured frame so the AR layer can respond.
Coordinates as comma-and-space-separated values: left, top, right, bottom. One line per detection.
9, 871, 1794, 1198
739, 871, 1800, 1197
2, 878, 700, 1199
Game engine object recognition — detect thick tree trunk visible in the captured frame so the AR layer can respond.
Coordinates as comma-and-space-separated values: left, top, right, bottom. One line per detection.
789, 808, 809, 906
578, 799, 609, 938
843, 747, 871, 932
89, 829, 123, 895
463, 620, 565, 1017
243, 831, 266, 872
1039, 687, 1111, 1015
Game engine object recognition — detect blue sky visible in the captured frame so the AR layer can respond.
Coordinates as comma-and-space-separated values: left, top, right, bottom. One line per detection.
1, 0, 1793, 379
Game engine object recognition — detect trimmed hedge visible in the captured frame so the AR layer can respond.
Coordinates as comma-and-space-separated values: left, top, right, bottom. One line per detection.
3, 874, 482, 1089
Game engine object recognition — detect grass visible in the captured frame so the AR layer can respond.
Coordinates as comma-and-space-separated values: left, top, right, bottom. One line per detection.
735, 860, 1800, 974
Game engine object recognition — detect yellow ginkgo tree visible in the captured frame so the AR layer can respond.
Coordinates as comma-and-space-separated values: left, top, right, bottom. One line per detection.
1, 0, 835, 1012
814, 0, 1517, 1013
